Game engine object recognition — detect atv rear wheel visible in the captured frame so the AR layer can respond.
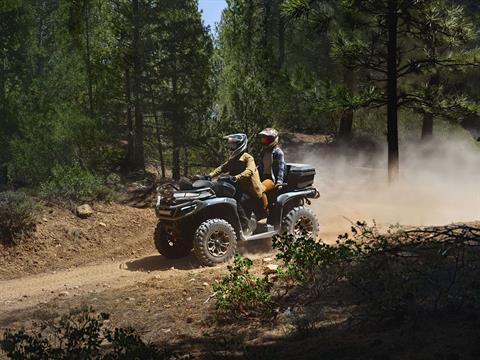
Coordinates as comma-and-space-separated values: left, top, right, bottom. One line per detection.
154, 222, 192, 259
193, 219, 237, 266
282, 206, 319, 239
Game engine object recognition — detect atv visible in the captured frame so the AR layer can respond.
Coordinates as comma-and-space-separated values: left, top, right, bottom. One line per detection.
154, 163, 320, 266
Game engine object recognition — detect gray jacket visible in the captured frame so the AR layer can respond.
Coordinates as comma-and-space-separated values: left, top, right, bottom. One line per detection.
258, 146, 285, 184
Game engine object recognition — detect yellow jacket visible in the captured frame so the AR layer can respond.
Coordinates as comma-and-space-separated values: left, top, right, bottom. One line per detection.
209, 153, 265, 199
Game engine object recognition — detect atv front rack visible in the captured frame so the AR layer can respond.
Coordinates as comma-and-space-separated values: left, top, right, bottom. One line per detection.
156, 183, 215, 207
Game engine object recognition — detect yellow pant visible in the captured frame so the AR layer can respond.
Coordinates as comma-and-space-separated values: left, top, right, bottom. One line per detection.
261, 179, 275, 209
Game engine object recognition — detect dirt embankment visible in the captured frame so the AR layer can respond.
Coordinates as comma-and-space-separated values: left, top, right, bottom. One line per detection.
0, 203, 157, 280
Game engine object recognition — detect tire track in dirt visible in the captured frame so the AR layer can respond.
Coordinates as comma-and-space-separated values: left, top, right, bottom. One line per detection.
0, 253, 201, 313
0, 242, 276, 314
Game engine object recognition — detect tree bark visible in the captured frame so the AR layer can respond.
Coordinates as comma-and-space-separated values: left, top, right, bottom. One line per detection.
125, 67, 135, 166
84, 0, 94, 118
132, 0, 145, 170
172, 146, 180, 180
386, 0, 399, 183
149, 85, 166, 178
278, 14, 285, 68
171, 57, 181, 180
338, 70, 355, 142
421, 71, 440, 141
183, 147, 189, 177
263, 0, 270, 51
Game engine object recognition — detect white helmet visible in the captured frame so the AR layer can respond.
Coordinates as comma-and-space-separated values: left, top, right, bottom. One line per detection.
224, 133, 248, 159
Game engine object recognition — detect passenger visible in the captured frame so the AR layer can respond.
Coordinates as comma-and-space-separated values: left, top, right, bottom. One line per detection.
257, 128, 286, 210
209, 133, 265, 236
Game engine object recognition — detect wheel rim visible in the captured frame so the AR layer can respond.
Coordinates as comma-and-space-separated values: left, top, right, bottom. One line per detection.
294, 216, 315, 237
207, 230, 230, 257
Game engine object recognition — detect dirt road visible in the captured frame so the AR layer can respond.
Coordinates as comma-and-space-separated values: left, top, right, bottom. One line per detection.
0, 253, 202, 312
0, 242, 274, 314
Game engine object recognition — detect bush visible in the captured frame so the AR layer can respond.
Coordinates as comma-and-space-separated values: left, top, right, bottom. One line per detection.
0, 191, 40, 245
275, 221, 480, 318
272, 230, 357, 300
213, 255, 274, 319
40, 166, 116, 203
0, 308, 188, 359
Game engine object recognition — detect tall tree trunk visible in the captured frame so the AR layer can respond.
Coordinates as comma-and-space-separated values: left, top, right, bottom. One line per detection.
278, 14, 285, 68
421, 71, 440, 141
172, 146, 180, 180
245, 0, 253, 66
149, 85, 166, 178
338, 70, 355, 142
183, 147, 189, 177
171, 62, 181, 180
125, 67, 135, 166
0, 58, 6, 184
132, 0, 144, 170
263, 0, 270, 51
386, 0, 399, 183
155, 120, 166, 178
84, 0, 94, 118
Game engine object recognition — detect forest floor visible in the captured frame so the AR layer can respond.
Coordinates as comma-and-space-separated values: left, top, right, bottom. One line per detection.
2, 136, 480, 359
1, 199, 480, 359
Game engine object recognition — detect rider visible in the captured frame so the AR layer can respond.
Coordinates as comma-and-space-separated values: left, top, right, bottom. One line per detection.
257, 128, 286, 209
209, 133, 265, 236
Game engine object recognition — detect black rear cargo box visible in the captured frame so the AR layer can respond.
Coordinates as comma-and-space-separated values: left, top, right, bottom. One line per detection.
285, 163, 315, 189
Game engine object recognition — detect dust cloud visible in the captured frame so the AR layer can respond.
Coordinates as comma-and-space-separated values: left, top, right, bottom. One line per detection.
287, 138, 480, 242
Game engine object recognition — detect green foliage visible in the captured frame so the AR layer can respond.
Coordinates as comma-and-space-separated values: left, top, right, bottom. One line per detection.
39, 166, 116, 203
0, 191, 40, 246
213, 255, 274, 319
273, 232, 355, 294
276, 220, 480, 317
0, 307, 189, 359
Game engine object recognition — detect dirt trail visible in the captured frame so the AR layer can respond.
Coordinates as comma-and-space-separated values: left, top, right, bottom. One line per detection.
1, 257, 148, 312
0, 246, 273, 314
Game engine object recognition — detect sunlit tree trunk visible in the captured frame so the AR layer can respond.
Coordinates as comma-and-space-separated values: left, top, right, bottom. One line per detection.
132, 0, 145, 170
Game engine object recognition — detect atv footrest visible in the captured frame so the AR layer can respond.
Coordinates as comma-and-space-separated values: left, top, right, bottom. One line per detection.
254, 222, 274, 234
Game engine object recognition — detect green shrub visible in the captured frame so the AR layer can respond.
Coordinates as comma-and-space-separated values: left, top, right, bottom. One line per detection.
272, 231, 356, 298
0, 191, 40, 245
213, 255, 274, 319
0, 308, 188, 359
40, 166, 116, 203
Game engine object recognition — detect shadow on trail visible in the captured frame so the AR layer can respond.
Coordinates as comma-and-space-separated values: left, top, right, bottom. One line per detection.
123, 254, 201, 272
124, 238, 274, 273
238, 238, 273, 255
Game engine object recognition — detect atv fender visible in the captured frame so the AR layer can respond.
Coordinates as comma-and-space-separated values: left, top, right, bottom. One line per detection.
193, 197, 243, 237
270, 187, 319, 227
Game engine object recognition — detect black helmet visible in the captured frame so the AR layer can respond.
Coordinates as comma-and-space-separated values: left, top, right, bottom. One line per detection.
224, 133, 248, 159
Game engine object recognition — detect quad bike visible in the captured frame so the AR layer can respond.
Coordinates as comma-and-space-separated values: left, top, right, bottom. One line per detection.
154, 163, 320, 266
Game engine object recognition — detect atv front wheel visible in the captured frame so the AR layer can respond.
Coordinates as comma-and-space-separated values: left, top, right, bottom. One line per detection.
154, 222, 192, 259
282, 206, 320, 239
193, 219, 237, 266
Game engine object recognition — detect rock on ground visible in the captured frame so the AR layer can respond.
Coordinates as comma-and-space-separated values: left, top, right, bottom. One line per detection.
77, 204, 93, 218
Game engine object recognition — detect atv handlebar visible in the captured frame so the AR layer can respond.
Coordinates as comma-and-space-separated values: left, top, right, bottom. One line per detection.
192, 174, 212, 181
